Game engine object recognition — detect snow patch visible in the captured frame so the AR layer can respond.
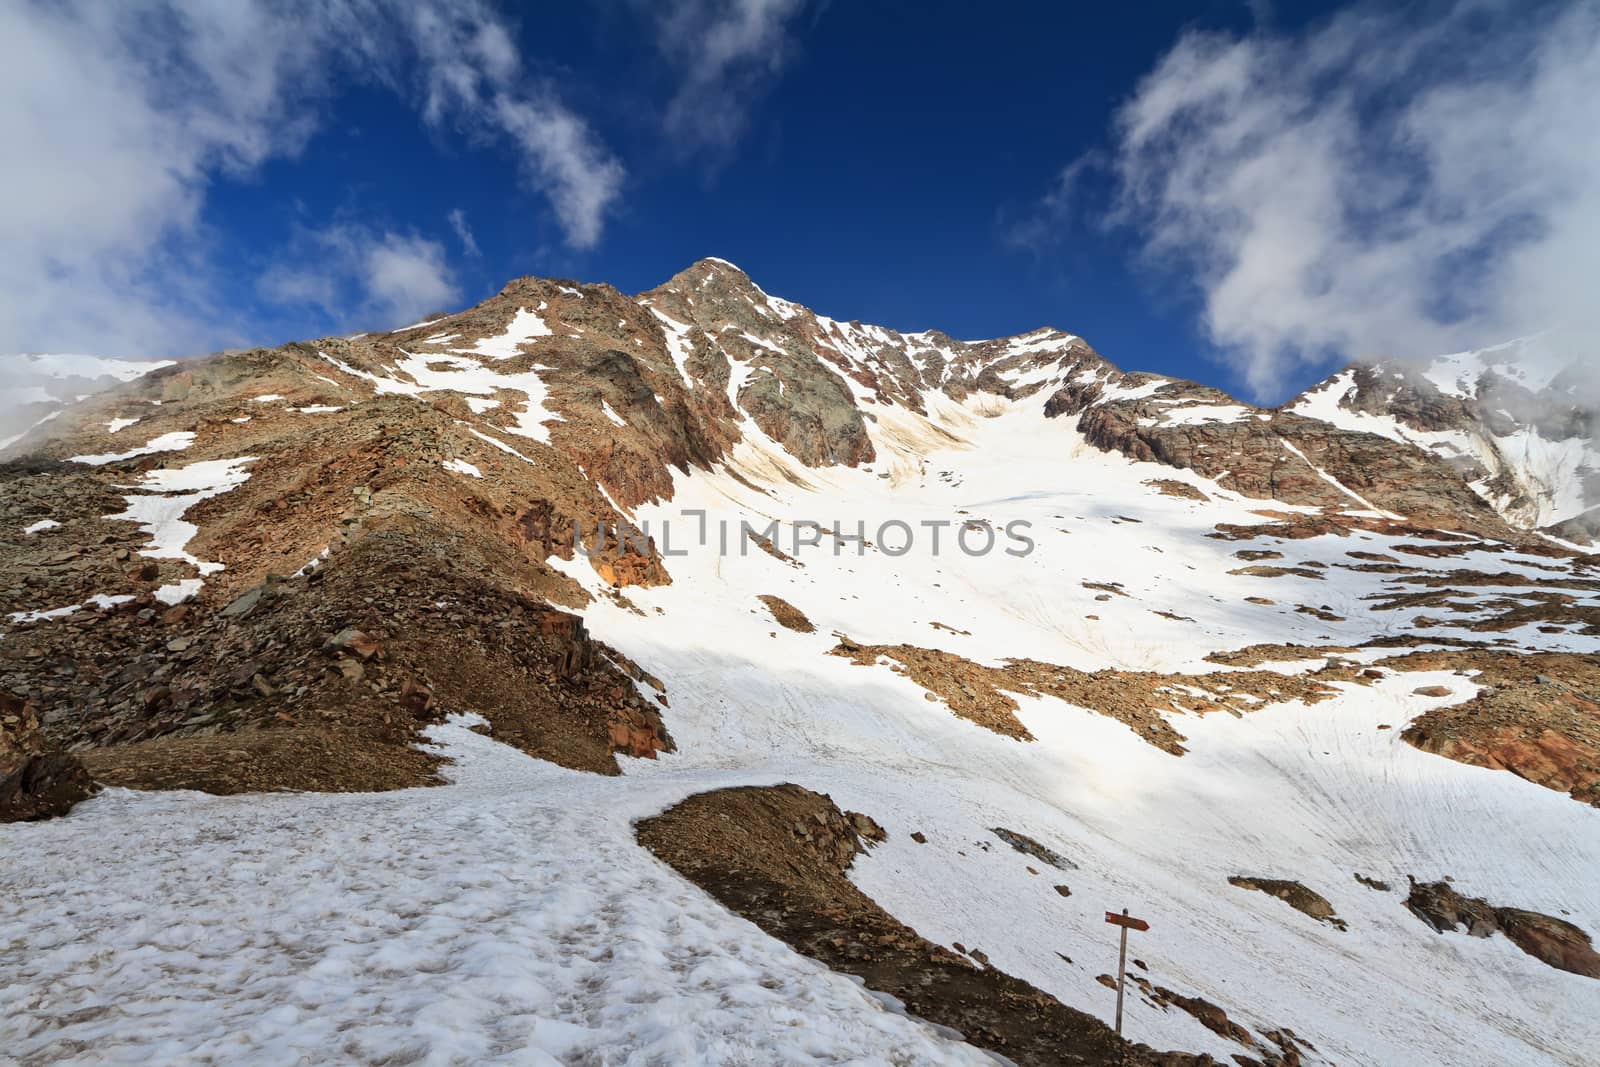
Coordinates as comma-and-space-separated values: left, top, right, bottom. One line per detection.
70, 431, 196, 466
458, 307, 554, 360
464, 425, 536, 465
0, 723, 998, 1066
9, 593, 134, 624
106, 457, 257, 599
648, 308, 696, 383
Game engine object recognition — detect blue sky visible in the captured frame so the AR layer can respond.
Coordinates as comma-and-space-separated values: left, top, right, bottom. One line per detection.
205, 0, 1341, 399
4, 1, 1596, 404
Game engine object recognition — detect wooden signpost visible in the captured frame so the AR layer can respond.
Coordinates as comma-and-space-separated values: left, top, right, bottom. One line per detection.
1104, 909, 1150, 1039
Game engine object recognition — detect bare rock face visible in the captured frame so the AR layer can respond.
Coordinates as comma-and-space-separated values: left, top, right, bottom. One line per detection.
1228, 876, 1347, 931
1423, 727, 1600, 804
1339, 363, 1482, 434
1288, 341, 1600, 539
1, 689, 95, 821
736, 358, 875, 467
1405, 878, 1600, 979
643, 259, 876, 468
1075, 394, 1513, 537
1397, 651, 1600, 807
589, 541, 672, 589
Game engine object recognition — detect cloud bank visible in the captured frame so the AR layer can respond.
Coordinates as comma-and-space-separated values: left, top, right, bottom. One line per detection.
0, 0, 623, 358
1087, 1, 1600, 399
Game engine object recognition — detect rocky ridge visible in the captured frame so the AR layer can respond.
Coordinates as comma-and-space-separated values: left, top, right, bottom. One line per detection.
3, 259, 1599, 1066
1289, 336, 1600, 542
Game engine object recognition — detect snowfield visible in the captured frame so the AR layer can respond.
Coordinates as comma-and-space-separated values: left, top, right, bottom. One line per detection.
570, 392, 1600, 1064
4, 380, 1598, 1065
1, 719, 992, 1067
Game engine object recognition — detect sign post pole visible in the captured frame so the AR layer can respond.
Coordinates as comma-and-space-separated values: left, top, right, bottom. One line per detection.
1114, 909, 1129, 1036
1103, 908, 1149, 1045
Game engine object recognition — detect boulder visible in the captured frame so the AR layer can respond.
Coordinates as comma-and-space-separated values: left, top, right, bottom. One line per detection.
1, 690, 95, 822
325, 628, 380, 659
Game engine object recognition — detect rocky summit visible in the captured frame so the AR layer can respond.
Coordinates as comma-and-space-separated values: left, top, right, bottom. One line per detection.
2, 259, 1598, 1067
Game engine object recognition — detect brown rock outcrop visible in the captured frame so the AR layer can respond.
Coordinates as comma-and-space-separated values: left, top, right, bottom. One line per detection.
638, 783, 1208, 1067
1405, 878, 1600, 979
756, 594, 815, 633
1229, 876, 1347, 931
1, 689, 95, 821
829, 640, 1338, 754
1394, 650, 1600, 807
1074, 394, 1514, 538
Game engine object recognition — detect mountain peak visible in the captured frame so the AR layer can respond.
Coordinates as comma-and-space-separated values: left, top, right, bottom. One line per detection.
5, 258, 1599, 1067
654, 256, 760, 296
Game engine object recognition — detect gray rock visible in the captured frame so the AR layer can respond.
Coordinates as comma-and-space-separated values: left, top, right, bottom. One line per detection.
220, 585, 266, 619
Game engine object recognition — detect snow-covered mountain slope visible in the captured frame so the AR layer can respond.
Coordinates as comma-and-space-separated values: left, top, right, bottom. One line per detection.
0, 352, 178, 452
1291, 336, 1600, 542
3, 261, 1598, 1066
570, 395, 1600, 1065
2, 717, 997, 1066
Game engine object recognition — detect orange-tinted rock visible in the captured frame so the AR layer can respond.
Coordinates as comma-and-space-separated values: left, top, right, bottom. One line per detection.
1406, 878, 1600, 979
590, 547, 670, 588
606, 705, 672, 759
1427, 726, 1600, 798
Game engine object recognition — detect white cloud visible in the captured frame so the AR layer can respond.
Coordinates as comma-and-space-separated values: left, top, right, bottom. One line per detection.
0, 0, 622, 363
1088, 1, 1600, 399
448, 208, 481, 258
654, 0, 810, 152
362, 234, 460, 325
260, 226, 459, 332
494, 96, 626, 249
